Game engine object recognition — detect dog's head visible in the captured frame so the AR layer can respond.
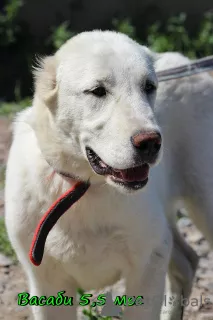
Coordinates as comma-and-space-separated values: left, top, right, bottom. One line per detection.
33, 31, 162, 193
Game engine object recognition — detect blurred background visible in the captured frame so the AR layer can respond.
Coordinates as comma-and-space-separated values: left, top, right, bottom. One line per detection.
0, 0, 213, 108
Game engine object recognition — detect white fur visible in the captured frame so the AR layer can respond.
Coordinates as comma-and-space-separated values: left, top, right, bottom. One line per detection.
5, 31, 171, 320
154, 52, 213, 320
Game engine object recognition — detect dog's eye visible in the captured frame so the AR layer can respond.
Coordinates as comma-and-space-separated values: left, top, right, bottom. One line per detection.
91, 86, 107, 97
145, 81, 156, 94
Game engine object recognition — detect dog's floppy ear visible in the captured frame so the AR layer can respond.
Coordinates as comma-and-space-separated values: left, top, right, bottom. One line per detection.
33, 55, 58, 108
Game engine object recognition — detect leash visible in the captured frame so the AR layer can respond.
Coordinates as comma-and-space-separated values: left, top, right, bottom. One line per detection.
29, 178, 90, 266
157, 55, 213, 82
29, 54, 213, 267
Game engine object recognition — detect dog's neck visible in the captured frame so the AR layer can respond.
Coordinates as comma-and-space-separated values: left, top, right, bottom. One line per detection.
55, 169, 83, 185
46, 159, 84, 185
57, 169, 79, 181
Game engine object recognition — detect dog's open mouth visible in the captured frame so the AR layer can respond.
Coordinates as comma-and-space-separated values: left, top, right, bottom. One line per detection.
86, 147, 149, 190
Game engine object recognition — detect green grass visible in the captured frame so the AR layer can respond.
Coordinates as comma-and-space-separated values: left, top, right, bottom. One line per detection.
0, 217, 17, 260
0, 165, 6, 189
0, 97, 31, 117
82, 309, 113, 319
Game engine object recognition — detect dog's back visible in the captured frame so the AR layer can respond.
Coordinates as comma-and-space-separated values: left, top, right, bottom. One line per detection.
155, 52, 213, 241
154, 52, 213, 320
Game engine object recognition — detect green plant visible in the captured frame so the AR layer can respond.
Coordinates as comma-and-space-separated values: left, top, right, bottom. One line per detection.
49, 21, 76, 50
146, 12, 213, 58
0, 165, 6, 189
112, 18, 136, 39
148, 13, 193, 55
195, 12, 213, 57
0, 218, 17, 260
113, 13, 213, 59
77, 289, 113, 320
82, 308, 112, 320
0, 97, 31, 117
0, 0, 23, 46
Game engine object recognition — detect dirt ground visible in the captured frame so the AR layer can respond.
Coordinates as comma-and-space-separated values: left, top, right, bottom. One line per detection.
1, 116, 213, 320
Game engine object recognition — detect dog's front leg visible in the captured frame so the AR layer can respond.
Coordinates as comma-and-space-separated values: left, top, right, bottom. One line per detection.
28, 280, 78, 320
123, 233, 172, 320
21, 258, 78, 320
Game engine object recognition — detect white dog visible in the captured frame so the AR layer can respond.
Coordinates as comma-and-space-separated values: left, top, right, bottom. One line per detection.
154, 52, 213, 320
5, 31, 172, 320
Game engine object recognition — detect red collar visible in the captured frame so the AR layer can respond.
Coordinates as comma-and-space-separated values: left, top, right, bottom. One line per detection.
29, 168, 90, 266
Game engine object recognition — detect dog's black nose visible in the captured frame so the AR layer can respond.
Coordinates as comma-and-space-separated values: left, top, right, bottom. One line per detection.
131, 131, 162, 162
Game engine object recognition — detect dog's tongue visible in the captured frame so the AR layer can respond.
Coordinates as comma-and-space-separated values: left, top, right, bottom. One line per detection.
114, 164, 149, 182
